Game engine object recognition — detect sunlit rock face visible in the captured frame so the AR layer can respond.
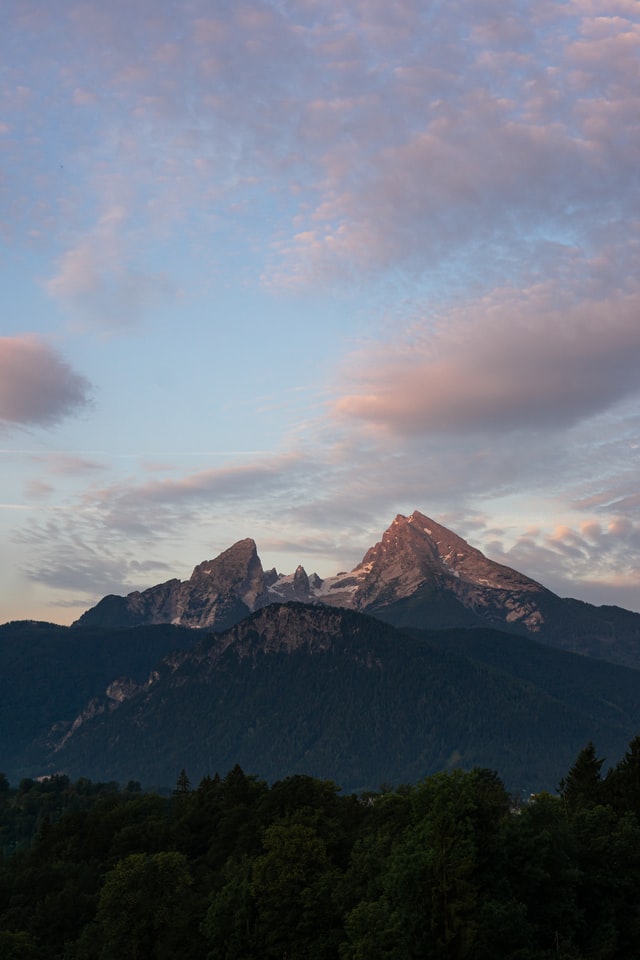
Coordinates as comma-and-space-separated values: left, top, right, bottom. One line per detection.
326, 511, 550, 632
75, 511, 549, 631
73, 539, 267, 632
72, 510, 640, 668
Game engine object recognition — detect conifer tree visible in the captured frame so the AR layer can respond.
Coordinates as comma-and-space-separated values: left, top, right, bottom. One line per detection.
559, 742, 604, 816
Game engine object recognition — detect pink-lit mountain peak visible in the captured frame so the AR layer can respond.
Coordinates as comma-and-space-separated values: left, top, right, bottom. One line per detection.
73, 510, 553, 641
354, 511, 537, 593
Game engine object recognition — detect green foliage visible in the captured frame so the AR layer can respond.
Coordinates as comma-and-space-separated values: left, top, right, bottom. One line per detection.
174, 768, 191, 795
250, 817, 342, 959
2, 742, 640, 959
202, 856, 255, 960
0, 930, 38, 959
501, 791, 583, 952
604, 735, 640, 816
340, 898, 401, 960
559, 742, 605, 815
77, 851, 195, 960
363, 771, 508, 959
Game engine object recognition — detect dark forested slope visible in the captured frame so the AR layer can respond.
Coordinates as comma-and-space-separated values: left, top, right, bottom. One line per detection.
44, 605, 640, 795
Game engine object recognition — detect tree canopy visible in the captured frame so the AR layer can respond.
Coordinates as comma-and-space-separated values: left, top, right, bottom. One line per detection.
2, 741, 640, 958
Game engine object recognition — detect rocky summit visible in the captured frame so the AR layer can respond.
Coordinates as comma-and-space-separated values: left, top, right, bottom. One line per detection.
73, 510, 640, 669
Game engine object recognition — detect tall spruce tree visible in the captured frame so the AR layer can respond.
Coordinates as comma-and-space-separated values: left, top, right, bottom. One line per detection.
559, 742, 604, 816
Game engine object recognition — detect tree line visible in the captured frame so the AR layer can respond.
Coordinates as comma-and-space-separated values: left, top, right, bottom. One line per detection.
2, 738, 640, 959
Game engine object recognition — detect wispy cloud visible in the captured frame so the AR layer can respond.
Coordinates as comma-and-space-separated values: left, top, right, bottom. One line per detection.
47, 206, 175, 331
6, 1, 638, 296
485, 515, 640, 608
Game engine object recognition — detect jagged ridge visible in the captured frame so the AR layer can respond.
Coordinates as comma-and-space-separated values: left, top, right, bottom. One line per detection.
73, 510, 640, 669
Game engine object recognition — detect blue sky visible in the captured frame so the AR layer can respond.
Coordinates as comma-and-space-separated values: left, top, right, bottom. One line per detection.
2, 0, 640, 624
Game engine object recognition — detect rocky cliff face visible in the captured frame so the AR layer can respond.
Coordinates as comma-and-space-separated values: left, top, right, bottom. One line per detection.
74, 539, 267, 631
333, 512, 550, 633
75, 511, 549, 630
73, 510, 640, 668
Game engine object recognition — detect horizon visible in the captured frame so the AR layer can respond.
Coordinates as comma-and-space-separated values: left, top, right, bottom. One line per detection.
3, 507, 638, 628
2, 1, 639, 624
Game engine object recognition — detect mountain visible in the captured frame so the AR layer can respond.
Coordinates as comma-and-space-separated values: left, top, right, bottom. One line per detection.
4, 509, 640, 793
43, 603, 640, 795
71, 538, 266, 631
0, 620, 202, 782
74, 510, 640, 670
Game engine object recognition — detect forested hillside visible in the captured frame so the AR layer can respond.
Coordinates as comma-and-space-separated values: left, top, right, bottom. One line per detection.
2, 739, 640, 959
11, 605, 640, 796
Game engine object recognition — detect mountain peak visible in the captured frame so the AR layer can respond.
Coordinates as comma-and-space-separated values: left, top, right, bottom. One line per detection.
74, 510, 611, 657
380, 510, 543, 592
74, 537, 266, 631
74, 511, 547, 633
188, 538, 264, 616
191, 538, 258, 576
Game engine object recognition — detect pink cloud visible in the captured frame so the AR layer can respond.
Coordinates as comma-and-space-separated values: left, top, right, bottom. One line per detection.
8, 0, 637, 296
72, 87, 97, 105
487, 514, 640, 609
265, 4, 640, 286
334, 281, 640, 435
0, 335, 91, 428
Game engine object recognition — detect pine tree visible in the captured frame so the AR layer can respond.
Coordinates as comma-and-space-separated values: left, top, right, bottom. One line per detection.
559, 742, 604, 816
174, 768, 191, 795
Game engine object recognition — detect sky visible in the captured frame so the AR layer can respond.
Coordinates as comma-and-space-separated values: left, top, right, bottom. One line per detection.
1, 0, 640, 625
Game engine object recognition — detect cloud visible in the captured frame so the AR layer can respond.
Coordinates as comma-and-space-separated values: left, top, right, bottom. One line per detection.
7, 0, 639, 296
334, 278, 640, 435
13, 397, 640, 611
94, 450, 305, 506
0, 335, 91, 429
5, 0, 640, 619
24, 480, 55, 500
484, 515, 640, 609
22, 455, 106, 501
23, 533, 174, 599
266, 2, 640, 286
14, 436, 415, 594
38, 454, 106, 475
16, 451, 318, 577
20, 444, 640, 613
14, 447, 319, 600
47, 206, 175, 331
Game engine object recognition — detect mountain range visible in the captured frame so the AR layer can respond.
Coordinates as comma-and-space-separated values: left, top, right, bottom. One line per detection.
75, 510, 640, 670
3, 510, 640, 793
